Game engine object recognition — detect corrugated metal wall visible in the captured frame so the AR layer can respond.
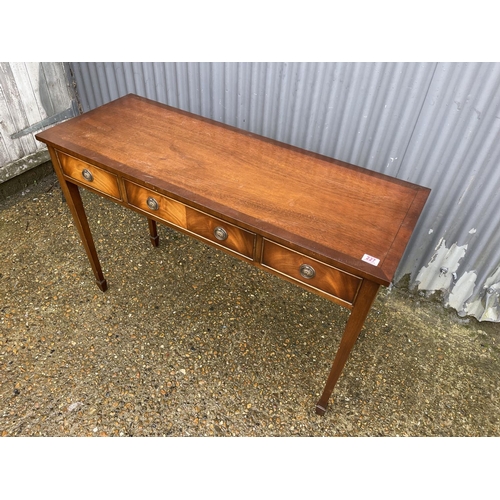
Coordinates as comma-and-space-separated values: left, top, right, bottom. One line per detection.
0, 62, 77, 183
69, 62, 500, 322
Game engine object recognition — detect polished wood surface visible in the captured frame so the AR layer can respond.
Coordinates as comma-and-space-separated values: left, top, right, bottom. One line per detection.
57, 151, 121, 200
186, 207, 256, 260
36, 94, 430, 415
125, 180, 188, 229
315, 279, 381, 415
47, 148, 108, 292
37, 94, 429, 286
147, 218, 159, 247
261, 239, 362, 307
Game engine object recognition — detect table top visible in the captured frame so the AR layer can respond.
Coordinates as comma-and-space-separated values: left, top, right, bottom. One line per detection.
36, 94, 430, 286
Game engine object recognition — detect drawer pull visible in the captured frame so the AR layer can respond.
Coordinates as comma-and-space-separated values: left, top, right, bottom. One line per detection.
82, 169, 94, 182
214, 226, 228, 241
146, 196, 159, 211
299, 263, 316, 279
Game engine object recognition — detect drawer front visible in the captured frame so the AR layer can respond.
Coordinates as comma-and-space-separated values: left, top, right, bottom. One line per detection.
186, 207, 255, 260
261, 239, 362, 305
57, 151, 121, 200
124, 181, 187, 229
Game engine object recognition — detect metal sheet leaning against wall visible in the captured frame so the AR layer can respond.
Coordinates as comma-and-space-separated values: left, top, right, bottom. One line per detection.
394, 62, 500, 322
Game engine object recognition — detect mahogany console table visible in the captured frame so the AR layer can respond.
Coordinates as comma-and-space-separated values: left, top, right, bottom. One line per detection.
36, 94, 430, 415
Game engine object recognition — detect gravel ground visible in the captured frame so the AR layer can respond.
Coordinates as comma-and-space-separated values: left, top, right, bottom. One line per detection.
1, 170, 499, 437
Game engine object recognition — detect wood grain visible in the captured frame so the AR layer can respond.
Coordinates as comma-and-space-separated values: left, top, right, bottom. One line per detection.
36, 94, 431, 285
35, 94, 432, 414
124, 180, 187, 229
315, 279, 381, 415
261, 239, 362, 306
186, 207, 256, 260
58, 151, 121, 200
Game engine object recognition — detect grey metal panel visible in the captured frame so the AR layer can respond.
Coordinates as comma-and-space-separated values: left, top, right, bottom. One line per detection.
71, 62, 436, 168
69, 62, 500, 321
395, 62, 500, 321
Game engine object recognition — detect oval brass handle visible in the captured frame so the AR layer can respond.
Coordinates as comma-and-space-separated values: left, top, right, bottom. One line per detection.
82, 169, 94, 182
214, 226, 228, 241
299, 263, 316, 279
146, 196, 159, 211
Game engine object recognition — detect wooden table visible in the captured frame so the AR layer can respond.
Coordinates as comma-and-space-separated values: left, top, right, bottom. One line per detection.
36, 94, 430, 415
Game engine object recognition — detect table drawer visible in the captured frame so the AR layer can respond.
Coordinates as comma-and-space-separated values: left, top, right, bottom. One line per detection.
186, 207, 255, 260
124, 180, 187, 229
57, 151, 121, 200
261, 239, 362, 305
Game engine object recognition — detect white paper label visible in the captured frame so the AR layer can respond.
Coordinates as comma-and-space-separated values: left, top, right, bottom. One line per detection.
362, 254, 380, 266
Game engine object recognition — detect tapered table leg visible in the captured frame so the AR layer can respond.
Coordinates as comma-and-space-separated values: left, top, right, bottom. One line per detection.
148, 218, 159, 247
316, 279, 380, 415
64, 182, 108, 291
48, 147, 107, 292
